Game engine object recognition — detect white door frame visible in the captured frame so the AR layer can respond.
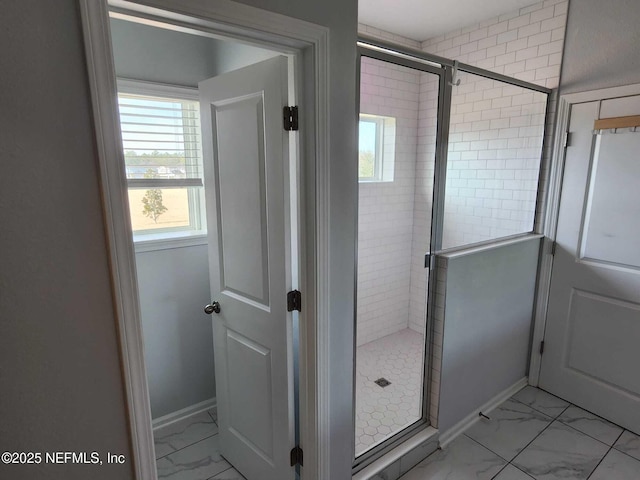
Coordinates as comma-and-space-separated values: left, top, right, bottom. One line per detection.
78, 1, 330, 478
528, 82, 640, 386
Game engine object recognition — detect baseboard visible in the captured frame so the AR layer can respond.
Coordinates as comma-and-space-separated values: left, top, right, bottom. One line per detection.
152, 397, 217, 431
439, 377, 528, 448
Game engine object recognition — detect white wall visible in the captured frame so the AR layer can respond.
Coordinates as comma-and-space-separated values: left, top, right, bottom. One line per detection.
442, 75, 548, 248
408, 72, 440, 335
356, 26, 440, 344
359, 1, 568, 340
422, 1, 567, 88
0, 1, 133, 478
357, 55, 421, 345
421, 0, 567, 249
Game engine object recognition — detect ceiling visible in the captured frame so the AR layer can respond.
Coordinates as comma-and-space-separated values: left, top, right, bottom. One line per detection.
359, 0, 539, 42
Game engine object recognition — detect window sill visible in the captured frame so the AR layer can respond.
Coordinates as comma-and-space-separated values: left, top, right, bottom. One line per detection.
133, 232, 208, 253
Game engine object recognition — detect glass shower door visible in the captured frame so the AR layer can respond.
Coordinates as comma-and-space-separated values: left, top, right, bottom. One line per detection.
354, 50, 445, 463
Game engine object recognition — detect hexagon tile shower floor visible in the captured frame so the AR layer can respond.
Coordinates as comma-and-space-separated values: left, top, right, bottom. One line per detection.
355, 329, 425, 455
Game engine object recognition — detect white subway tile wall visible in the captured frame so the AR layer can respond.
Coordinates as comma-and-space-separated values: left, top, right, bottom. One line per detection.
408, 72, 439, 336
442, 74, 548, 248
358, 54, 424, 345
357, 0, 567, 435
429, 257, 448, 427
421, 0, 567, 248
356, 29, 438, 456
406, 0, 567, 382
422, 0, 566, 90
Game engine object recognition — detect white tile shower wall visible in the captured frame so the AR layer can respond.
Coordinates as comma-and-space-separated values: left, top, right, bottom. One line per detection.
421, 0, 567, 248
399, 0, 567, 428
407, 72, 439, 335
422, 0, 567, 88
442, 74, 548, 248
358, 24, 435, 343
358, 1, 567, 427
357, 50, 422, 346
429, 257, 447, 428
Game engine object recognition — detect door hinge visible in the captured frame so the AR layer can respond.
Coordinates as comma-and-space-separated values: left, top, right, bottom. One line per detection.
539, 341, 545, 355
283, 106, 299, 131
424, 253, 435, 270
287, 290, 302, 312
290, 445, 303, 466
564, 131, 571, 148
550, 241, 557, 256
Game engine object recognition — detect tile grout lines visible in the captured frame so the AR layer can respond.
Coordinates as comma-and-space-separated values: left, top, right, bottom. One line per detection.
611, 444, 640, 463
585, 429, 625, 480
464, 397, 563, 479
465, 399, 562, 479
206, 465, 245, 480
154, 410, 219, 461
155, 432, 220, 461
510, 395, 634, 454
510, 391, 640, 466
466, 392, 640, 480
208, 410, 218, 425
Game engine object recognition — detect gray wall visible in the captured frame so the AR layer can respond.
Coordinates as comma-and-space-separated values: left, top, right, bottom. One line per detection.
111, 18, 277, 87
112, 17, 218, 420
211, 39, 281, 76
111, 18, 217, 87
135, 245, 215, 419
438, 238, 541, 432
111, 17, 279, 420
561, 0, 640, 93
0, 1, 133, 479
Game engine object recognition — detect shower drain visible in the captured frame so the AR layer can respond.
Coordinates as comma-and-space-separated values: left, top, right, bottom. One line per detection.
374, 377, 391, 388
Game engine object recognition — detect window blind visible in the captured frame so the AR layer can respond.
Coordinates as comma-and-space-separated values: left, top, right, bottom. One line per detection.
117, 93, 203, 188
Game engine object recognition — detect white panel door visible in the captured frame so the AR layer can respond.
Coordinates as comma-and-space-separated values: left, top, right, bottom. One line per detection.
540, 98, 640, 433
199, 56, 296, 480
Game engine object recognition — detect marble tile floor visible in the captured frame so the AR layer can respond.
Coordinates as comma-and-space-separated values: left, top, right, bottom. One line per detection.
400, 386, 640, 480
355, 328, 426, 456
153, 408, 246, 480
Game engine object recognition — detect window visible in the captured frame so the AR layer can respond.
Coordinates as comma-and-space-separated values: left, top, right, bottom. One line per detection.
117, 81, 206, 241
358, 113, 395, 182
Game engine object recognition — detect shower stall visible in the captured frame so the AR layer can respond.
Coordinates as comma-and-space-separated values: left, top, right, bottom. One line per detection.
354, 37, 549, 466
355, 53, 442, 458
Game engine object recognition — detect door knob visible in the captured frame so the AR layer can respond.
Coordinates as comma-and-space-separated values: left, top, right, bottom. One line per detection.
204, 301, 221, 315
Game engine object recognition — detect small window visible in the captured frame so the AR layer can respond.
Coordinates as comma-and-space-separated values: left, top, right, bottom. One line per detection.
358, 113, 395, 182
117, 81, 206, 242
